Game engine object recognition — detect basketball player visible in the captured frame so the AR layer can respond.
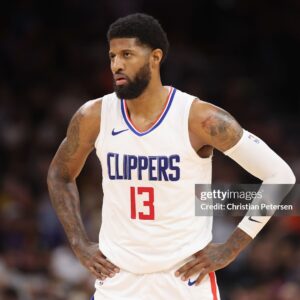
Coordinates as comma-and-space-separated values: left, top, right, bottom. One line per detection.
47, 13, 295, 300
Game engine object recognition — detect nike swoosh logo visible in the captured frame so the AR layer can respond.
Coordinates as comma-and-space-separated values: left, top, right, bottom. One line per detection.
188, 279, 196, 286
248, 216, 262, 223
111, 128, 129, 136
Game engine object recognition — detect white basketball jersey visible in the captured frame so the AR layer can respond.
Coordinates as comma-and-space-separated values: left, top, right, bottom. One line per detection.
95, 87, 213, 274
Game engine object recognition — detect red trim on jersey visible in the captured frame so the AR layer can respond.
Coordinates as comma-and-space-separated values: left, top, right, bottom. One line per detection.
124, 87, 173, 133
209, 272, 218, 300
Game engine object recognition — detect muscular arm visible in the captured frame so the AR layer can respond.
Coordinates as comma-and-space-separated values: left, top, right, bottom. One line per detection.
47, 100, 100, 248
175, 101, 251, 283
176, 99, 295, 284
190, 100, 252, 252
47, 99, 119, 279
189, 99, 243, 152
175, 227, 250, 284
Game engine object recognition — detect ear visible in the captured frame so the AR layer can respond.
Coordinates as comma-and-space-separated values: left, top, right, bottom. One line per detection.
150, 49, 163, 67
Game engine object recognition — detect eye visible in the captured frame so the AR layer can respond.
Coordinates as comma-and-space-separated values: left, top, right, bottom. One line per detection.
124, 51, 131, 58
109, 53, 115, 60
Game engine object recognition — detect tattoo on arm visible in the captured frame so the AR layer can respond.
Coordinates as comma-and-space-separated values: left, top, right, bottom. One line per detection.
201, 109, 242, 149
64, 112, 82, 157
47, 111, 91, 250
204, 228, 252, 270
48, 180, 88, 248
215, 228, 252, 262
228, 228, 253, 251
56, 113, 82, 177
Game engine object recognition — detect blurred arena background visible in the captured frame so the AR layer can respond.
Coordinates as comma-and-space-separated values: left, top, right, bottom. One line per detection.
0, 0, 299, 299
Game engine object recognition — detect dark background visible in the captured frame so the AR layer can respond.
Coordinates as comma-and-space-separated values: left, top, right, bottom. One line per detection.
0, 0, 299, 299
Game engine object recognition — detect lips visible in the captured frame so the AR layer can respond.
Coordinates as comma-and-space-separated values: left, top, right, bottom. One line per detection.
114, 74, 128, 86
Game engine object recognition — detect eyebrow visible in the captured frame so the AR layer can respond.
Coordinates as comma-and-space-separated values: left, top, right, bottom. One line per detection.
109, 48, 135, 54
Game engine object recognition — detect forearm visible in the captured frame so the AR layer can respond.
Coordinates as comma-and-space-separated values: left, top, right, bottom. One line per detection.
224, 227, 252, 260
224, 129, 295, 184
224, 129, 295, 238
47, 174, 89, 251
175, 227, 253, 280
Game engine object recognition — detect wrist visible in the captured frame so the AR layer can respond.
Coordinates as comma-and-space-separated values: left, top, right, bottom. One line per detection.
224, 228, 252, 258
70, 236, 91, 252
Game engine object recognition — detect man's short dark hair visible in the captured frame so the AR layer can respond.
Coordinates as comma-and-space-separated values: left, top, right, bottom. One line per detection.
107, 13, 169, 63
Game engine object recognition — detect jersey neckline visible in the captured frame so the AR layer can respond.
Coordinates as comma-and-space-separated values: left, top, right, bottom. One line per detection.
120, 87, 177, 136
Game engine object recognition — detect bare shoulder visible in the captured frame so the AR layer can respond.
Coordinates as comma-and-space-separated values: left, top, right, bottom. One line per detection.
67, 98, 102, 147
79, 98, 102, 120
189, 99, 243, 152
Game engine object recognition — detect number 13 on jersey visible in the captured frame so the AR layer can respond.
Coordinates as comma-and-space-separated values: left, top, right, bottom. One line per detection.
130, 187, 155, 220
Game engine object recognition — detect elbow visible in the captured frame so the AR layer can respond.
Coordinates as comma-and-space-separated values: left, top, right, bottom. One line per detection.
280, 161, 296, 185
47, 163, 63, 188
47, 163, 74, 188
284, 166, 296, 185
272, 163, 296, 185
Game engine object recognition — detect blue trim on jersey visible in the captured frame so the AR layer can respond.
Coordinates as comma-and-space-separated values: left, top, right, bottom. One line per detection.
121, 88, 176, 136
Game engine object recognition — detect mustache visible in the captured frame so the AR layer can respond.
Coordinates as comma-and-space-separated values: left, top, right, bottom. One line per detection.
114, 72, 130, 81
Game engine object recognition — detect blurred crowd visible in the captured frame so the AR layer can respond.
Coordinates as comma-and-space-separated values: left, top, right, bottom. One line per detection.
0, 0, 299, 299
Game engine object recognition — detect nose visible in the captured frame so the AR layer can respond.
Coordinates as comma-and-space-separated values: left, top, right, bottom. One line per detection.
111, 56, 125, 73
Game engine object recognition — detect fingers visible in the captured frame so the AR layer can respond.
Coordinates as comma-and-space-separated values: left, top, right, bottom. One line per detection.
94, 252, 120, 273
77, 244, 121, 280
86, 256, 120, 279
89, 260, 120, 280
175, 259, 198, 278
183, 263, 207, 281
175, 255, 211, 286
89, 265, 106, 280
176, 263, 209, 286
94, 261, 115, 277
91, 250, 120, 276
195, 271, 208, 286
101, 257, 120, 273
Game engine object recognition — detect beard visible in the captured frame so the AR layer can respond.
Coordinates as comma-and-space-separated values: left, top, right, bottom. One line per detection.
114, 63, 151, 99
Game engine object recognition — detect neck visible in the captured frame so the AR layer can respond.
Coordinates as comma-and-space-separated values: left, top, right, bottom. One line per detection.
124, 78, 169, 118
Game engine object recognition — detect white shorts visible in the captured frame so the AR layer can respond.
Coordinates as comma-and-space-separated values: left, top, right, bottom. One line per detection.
91, 258, 220, 300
